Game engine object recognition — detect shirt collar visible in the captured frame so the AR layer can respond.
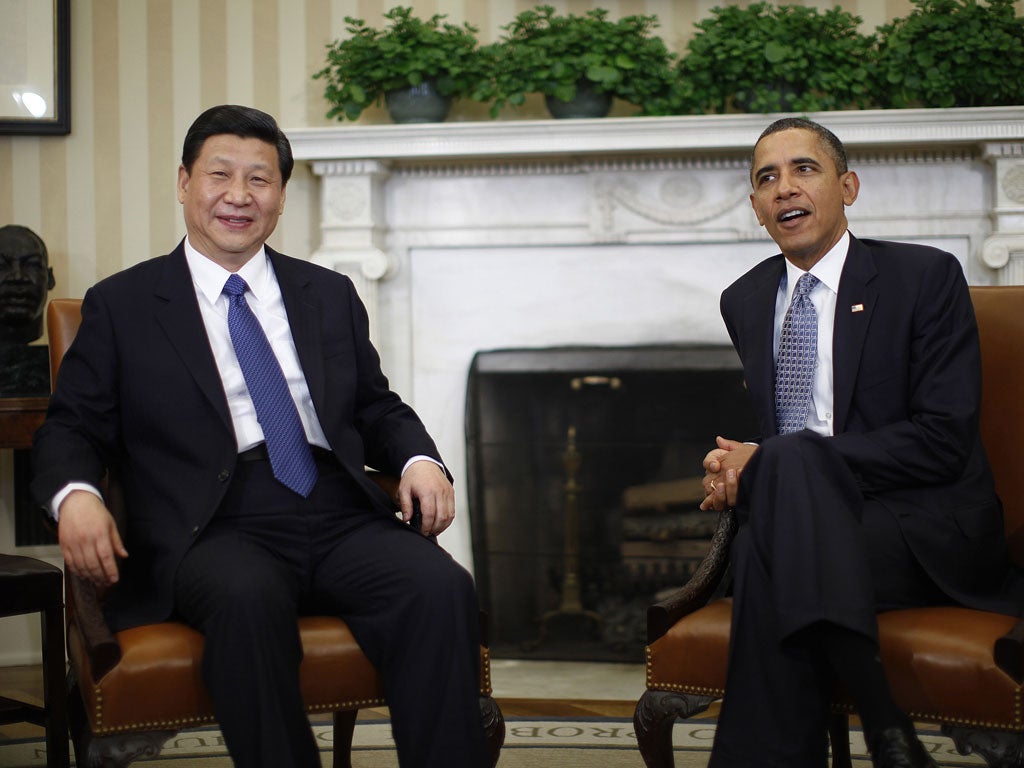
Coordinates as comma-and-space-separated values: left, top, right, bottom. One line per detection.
183, 237, 270, 305
782, 230, 849, 296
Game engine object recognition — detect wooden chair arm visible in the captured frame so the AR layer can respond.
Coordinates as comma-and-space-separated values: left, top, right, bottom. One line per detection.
645, 507, 737, 644
366, 470, 400, 506
66, 572, 122, 680
61, 472, 125, 681
994, 617, 1024, 684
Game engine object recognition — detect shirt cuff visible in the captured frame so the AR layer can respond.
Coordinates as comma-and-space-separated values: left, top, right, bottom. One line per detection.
50, 482, 104, 523
401, 455, 445, 477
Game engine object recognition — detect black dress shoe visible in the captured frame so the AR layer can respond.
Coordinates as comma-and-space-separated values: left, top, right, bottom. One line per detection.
869, 725, 938, 768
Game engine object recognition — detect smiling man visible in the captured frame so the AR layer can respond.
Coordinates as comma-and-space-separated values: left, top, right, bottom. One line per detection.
33, 105, 488, 768
698, 118, 1022, 768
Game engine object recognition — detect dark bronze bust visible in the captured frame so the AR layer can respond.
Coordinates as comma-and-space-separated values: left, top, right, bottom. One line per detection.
0, 224, 55, 396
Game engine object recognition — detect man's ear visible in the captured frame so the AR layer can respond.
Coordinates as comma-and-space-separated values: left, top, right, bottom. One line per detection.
46, 267, 55, 290
749, 193, 766, 227
176, 165, 190, 204
841, 171, 860, 206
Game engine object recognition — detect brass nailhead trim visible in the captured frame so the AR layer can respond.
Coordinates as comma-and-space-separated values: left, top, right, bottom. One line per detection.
306, 697, 386, 714
89, 646, 498, 734
481, 648, 493, 696
643, 650, 1024, 732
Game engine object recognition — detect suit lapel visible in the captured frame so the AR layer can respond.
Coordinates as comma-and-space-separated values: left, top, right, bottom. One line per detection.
153, 244, 233, 433
832, 236, 878, 433
741, 257, 786, 436
269, 248, 326, 416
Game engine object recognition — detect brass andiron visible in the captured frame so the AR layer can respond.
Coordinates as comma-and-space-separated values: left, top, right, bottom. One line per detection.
525, 423, 603, 650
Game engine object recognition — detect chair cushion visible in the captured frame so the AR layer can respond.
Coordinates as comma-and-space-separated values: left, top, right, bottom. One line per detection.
871, 607, 1022, 729
646, 600, 1024, 730
646, 599, 731, 698
71, 615, 492, 734
0, 554, 63, 617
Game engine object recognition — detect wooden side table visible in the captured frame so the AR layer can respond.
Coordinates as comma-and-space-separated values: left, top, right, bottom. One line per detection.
1, 397, 52, 545
0, 397, 48, 450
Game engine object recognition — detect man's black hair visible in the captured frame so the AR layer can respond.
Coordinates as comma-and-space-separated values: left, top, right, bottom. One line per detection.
751, 117, 849, 182
181, 105, 294, 184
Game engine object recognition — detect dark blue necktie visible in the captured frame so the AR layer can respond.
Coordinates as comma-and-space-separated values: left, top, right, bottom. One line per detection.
775, 272, 820, 435
222, 274, 318, 496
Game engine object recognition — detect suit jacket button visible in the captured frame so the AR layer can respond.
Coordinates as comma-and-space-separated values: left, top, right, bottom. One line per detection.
191, 526, 200, 536
218, 469, 230, 482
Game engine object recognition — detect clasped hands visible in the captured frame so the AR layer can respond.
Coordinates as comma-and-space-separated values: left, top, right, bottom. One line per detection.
700, 436, 757, 512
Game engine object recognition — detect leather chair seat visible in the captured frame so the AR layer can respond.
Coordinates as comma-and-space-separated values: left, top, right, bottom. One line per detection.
71, 615, 493, 734
647, 599, 730, 697
872, 607, 1021, 729
646, 600, 1023, 735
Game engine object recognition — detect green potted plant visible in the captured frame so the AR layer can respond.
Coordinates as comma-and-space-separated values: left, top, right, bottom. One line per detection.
314, 6, 489, 123
874, 0, 1024, 108
677, 3, 877, 114
479, 5, 676, 119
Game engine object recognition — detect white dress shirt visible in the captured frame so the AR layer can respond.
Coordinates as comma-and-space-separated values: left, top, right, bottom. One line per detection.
772, 230, 850, 436
184, 239, 329, 452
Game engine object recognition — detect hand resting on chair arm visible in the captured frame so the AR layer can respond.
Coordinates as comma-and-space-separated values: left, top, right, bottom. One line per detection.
57, 490, 127, 587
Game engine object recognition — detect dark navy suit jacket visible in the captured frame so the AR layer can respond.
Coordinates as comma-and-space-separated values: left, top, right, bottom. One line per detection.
32, 242, 444, 630
720, 234, 1013, 611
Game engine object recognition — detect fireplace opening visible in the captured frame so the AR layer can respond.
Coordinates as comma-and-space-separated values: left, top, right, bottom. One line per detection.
466, 345, 759, 662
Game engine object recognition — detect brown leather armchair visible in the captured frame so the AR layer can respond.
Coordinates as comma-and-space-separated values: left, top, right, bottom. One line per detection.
45, 298, 505, 768
633, 285, 1024, 768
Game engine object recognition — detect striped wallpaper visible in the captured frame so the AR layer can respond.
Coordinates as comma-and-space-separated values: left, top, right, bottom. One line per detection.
0, 0, 1017, 302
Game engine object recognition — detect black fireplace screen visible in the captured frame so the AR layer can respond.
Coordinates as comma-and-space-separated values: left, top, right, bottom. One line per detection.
466, 345, 758, 662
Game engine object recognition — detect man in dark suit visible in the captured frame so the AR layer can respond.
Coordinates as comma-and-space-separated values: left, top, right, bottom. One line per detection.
32, 105, 488, 768
699, 117, 1019, 768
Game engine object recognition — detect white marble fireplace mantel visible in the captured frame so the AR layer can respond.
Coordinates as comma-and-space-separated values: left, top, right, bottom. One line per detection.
287, 107, 1024, 571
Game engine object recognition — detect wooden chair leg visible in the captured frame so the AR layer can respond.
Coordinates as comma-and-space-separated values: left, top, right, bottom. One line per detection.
332, 710, 357, 768
480, 695, 505, 768
634, 689, 715, 768
943, 724, 1024, 768
67, 672, 176, 768
41, 603, 69, 768
828, 712, 852, 768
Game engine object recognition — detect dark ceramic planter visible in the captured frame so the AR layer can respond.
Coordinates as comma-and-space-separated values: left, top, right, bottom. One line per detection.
545, 79, 613, 119
385, 79, 452, 123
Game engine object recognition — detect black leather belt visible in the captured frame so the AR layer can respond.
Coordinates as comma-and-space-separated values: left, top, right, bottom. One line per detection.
237, 444, 335, 463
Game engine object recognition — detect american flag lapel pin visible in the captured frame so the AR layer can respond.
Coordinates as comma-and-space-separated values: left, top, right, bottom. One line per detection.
851, 303, 864, 313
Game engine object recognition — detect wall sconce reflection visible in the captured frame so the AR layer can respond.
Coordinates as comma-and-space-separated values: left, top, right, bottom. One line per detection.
12, 91, 48, 118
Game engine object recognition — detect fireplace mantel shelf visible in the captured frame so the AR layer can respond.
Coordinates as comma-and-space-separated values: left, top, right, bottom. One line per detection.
288, 106, 1024, 164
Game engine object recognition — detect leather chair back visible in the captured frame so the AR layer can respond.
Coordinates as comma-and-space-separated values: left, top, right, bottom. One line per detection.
971, 286, 1024, 563
46, 298, 83, 383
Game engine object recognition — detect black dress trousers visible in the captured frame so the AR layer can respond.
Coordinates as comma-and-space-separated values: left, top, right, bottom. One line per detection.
173, 451, 488, 768
708, 431, 936, 768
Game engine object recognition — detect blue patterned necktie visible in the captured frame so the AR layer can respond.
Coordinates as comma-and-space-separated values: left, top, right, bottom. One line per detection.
775, 272, 820, 435
222, 274, 318, 496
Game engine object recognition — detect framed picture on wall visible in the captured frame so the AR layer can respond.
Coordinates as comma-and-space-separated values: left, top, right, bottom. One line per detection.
0, 0, 70, 135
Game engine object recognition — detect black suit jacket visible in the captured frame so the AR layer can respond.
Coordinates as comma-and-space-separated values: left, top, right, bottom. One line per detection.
32, 243, 445, 629
720, 234, 1013, 610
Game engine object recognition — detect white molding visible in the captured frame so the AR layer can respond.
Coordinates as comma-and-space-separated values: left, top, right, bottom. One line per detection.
289, 107, 1024, 163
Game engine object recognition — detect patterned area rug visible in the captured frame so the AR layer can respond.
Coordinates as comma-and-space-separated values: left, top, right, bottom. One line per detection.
0, 718, 987, 767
